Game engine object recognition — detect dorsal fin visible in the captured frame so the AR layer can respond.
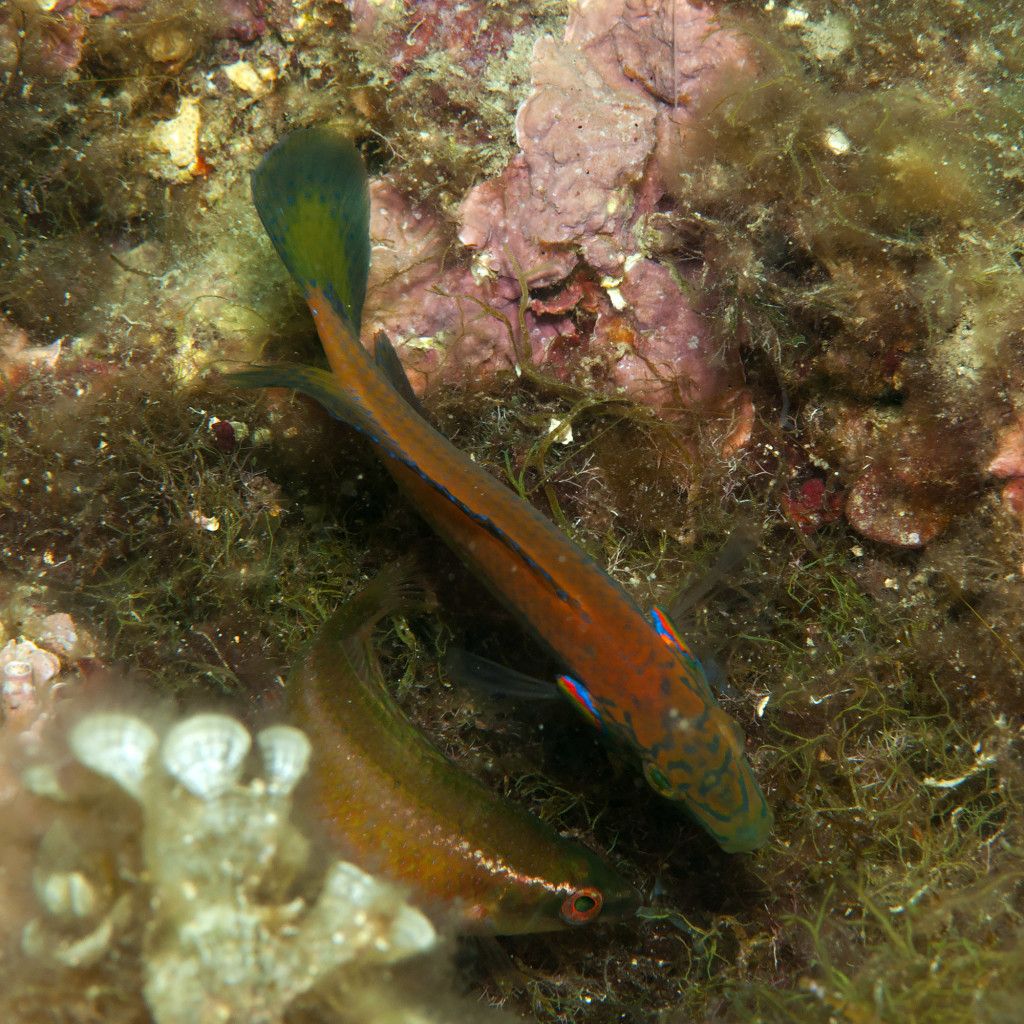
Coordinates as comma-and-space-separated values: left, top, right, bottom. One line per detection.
373, 330, 428, 419
226, 363, 578, 610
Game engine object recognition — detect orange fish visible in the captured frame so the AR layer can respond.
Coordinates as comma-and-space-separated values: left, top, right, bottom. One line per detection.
231, 127, 772, 853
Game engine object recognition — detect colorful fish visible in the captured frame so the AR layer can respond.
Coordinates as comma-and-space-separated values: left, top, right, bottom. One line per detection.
288, 569, 639, 934
231, 127, 773, 854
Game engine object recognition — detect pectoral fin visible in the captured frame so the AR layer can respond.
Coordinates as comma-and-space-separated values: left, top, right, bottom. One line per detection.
444, 648, 559, 702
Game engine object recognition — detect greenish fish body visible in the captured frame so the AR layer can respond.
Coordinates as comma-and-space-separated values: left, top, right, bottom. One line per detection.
290, 571, 639, 934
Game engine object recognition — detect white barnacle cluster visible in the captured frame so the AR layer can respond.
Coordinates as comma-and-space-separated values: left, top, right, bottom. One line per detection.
25, 710, 437, 1024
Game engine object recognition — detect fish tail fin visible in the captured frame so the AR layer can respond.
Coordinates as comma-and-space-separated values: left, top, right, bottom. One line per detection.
252, 126, 370, 338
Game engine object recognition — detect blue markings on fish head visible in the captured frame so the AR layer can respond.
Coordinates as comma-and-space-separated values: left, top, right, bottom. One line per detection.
642, 701, 773, 853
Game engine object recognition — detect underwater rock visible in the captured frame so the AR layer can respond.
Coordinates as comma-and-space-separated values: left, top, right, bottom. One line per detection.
457, 0, 750, 282
31, 613, 85, 659
0, 0, 270, 96
365, 180, 592, 393
844, 465, 950, 549
346, 0, 525, 89
216, 0, 268, 42
987, 415, 1024, 526
452, 0, 751, 413
343, 0, 754, 413
366, 180, 738, 414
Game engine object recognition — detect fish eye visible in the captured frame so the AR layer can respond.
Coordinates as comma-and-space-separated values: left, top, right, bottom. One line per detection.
643, 760, 673, 795
560, 886, 603, 925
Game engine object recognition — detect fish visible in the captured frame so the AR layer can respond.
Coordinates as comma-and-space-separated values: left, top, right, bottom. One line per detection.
288, 569, 640, 934
230, 126, 773, 854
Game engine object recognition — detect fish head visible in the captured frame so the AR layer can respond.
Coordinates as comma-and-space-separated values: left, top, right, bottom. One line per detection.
640, 702, 773, 854
478, 846, 640, 935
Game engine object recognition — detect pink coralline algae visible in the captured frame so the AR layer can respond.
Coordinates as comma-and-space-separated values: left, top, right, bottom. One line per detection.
347, 0, 522, 83
459, 0, 753, 287
363, 180, 578, 393
600, 258, 736, 409
458, 34, 657, 286
987, 413, 1024, 524
365, 0, 754, 418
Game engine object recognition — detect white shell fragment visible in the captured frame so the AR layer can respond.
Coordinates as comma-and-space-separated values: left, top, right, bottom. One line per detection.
161, 713, 251, 800
34, 870, 101, 920
256, 725, 312, 796
69, 713, 159, 800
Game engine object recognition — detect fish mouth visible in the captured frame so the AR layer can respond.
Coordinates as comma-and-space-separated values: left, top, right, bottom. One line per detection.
718, 810, 775, 854
599, 883, 643, 923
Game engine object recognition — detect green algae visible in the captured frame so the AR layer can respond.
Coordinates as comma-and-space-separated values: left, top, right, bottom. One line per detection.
0, 364, 369, 695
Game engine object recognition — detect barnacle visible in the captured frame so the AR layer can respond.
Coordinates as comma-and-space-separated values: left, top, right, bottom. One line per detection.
255, 724, 312, 797
160, 712, 252, 800
68, 713, 159, 800
27, 711, 439, 1024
